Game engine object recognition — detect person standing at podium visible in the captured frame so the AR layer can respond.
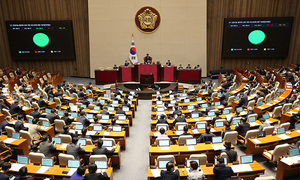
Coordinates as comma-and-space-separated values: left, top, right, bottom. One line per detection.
144, 54, 152, 64
166, 60, 171, 66
124, 60, 130, 67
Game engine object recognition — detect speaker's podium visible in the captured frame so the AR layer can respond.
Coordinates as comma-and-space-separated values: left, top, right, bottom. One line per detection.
140, 74, 154, 85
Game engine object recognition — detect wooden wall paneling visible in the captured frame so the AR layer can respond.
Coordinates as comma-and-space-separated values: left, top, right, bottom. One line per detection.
207, 0, 300, 74
0, 0, 90, 77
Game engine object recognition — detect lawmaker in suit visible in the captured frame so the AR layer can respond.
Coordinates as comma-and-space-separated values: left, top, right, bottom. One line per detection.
156, 114, 168, 124
84, 163, 109, 180
77, 112, 90, 127
144, 54, 152, 64
92, 139, 115, 155
9, 101, 22, 115
38, 96, 49, 108
100, 107, 110, 115
30, 108, 41, 119
0, 117, 10, 132
172, 113, 186, 126
191, 104, 204, 117
115, 106, 126, 115
198, 127, 216, 143
213, 157, 234, 180
160, 162, 179, 180
221, 141, 237, 162
28, 119, 43, 139
235, 117, 250, 137
46, 109, 60, 124
238, 93, 248, 107
39, 135, 56, 158
67, 137, 85, 159
15, 167, 34, 180
14, 115, 27, 132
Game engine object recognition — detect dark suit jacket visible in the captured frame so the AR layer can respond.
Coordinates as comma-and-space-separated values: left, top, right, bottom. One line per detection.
238, 96, 248, 106
115, 110, 125, 115
212, 116, 222, 126
15, 120, 26, 132
38, 99, 48, 108
191, 109, 203, 117
77, 116, 90, 127
206, 106, 215, 114
40, 141, 56, 158
198, 133, 216, 143
172, 110, 182, 117
67, 144, 85, 159
83, 172, 109, 180
173, 117, 186, 126
30, 111, 41, 119
80, 100, 90, 106
213, 164, 234, 180
100, 110, 109, 115
222, 149, 237, 162
46, 113, 59, 124
0, 103, 8, 111
160, 169, 179, 180
9, 104, 22, 115
92, 147, 115, 155
157, 119, 168, 124
235, 123, 250, 137
0, 120, 9, 131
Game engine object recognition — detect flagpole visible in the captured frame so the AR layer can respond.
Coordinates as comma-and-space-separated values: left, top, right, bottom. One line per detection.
132, 33, 134, 40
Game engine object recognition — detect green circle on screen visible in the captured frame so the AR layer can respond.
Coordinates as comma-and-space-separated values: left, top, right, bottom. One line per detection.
33, 33, 49, 47
248, 30, 265, 45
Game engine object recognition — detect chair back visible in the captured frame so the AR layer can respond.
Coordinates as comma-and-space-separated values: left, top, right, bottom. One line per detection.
178, 135, 193, 145
20, 130, 33, 146
292, 100, 299, 109
224, 131, 238, 145
2, 109, 11, 117
272, 143, 290, 161
247, 114, 258, 122
219, 152, 230, 162
272, 106, 282, 118
189, 154, 207, 165
256, 97, 264, 106
282, 103, 292, 114
156, 124, 169, 131
157, 155, 175, 163
227, 96, 235, 106
5, 126, 15, 137
58, 153, 75, 165
211, 92, 217, 99
279, 122, 290, 131
54, 120, 66, 133
244, 130, 259, 145
175, 122, 188, 130
101, 138, 116, 146
58, 134, 72, 144
77, 84, 84, 89
54, 97, 61, 107
247, 100, 255, 109
262, 126, 275, 135
32, 102, 40, 109
254, 176, 275, 180
86, 139, 93, 145
29, 152, 45, 164
224, 107, 233, 113
89, 155, 107, 164
72, 93, 79, 102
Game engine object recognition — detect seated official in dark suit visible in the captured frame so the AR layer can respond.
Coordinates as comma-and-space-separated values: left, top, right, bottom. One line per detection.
61, 125, 78, 138
38, 96, 49, 108
77, 112, 90, 127
80, 96, 90, 106
160, 162, 179, 180
144, 53, 152, 64
78, 128, 93, 141
100, 107, 110, 115
84, 163, 109, 180
205, 101, 215, 115
0, 99, 8, 111
238, 93, 248, 107
191, 105, 204, 117
115, 106, 126, 115
172, 106, 182, 117
157, 114, 168, 124
221, 141, 237, 162
0, 162, 11, 180
180, 126, 191, 136
39, 135, 56, 158
166, 60, 171, 66
67, 137, 85, 159
14, 115, 27, 132
46, 109, 60, 124
213, 157, 234, 180
198, 127, 216, 143
15, 166, 34, 180
211, 111, 222, 126
124, 60, 130, 67
172, 113, 186, 126
0, 117, 10, 132
30, 108, 41, 119
92, 139, 115, 155
9, 101, 23, 115
235, 117, 250, 137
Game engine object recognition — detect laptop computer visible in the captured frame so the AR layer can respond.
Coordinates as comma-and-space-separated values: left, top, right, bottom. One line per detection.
289, 148, 300, 157
112, 126, 122, 132
208, 111, 215, 117
223, 109, 230, 115
42, 121, 50, 127
17, 155, 29, 164
52, 137, 62, 144
102, 115, 110, 120
67, 160, 80, 168
41, 158, 54, 167
263, 113, 270, 119
215, 121, 224, 128
122, 106, 129, 112
102, 140, 113, 147
118, 115, 126, 121
186, 159, 200, 168
184, 99, 190, 103
95, 160, 108, 169
277, 127, 286, 135
232, 119, 241, 126
191, 113, 199, 119
196, 123, 206, 130
93, 125, 102, 131
158, 139, 170, 147
77, 139, 86, 146
186, 138, 197, 146
240, 155, 253, 164
257, 131, 266, 138
177, 125, 186, 131
12, 132, 20, 139
212, 136, 222, 144
75, 124, 84, 130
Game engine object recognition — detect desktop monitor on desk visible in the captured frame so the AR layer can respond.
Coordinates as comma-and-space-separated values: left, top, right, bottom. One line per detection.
77, 139, 86, 146
277, 127, 286, 135
41, 158, 54, 167
257, 131, 266, 138
75, 124, 84, 130
94, 106, 101, 111
17, 155, 29, 164
208, 111, 215, 117
186, 138, 197, 146
45, 109, 51, 113
289, 148, 299, 157
12, 132, 20, 139
215, 121, 224, 128
68, 160, 80, 168
158, 139, 170, 147
86, 114, 93, 119
212, 136, 222, 144
102, 115, 109, 120
240, 155, 253, 164
112, 126, 122, 132
157, 124, 168, 131
52, 137, 62, 144
95, 160, 108, 169
215, 102, 221, 106
102, 140, 113, 147
295, 124, 300, 130
187, 105, 194, 110
248, 116, 256, 123
232, 119, 241, 126
196, 123, 206, 130
122, 106, 129, 112
118, 115, 126, 121
184, 99, 190, 103
236, 107, 243, 112
191, 113, 199, 119
223, 109, 230, 115
177, 125, 186, 131
93, 125, 102, 131
263, 113, 270, 119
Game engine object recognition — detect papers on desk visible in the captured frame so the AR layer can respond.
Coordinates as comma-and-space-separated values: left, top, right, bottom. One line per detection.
232, 90, 237, 93
187, 146, 195, 151
280, 156, 300, 166
151, 169, 161, 178
287, 111, 298, 115
240, 111, 247, 116
296, 130, 300, 133
231, 164, 253, 173
89, 110, 99, 114
10, 163, 25, 171
193, 118, 200, 122
103, 132, 110, 136
36, 166, 50, 174
99, 120, 109, 123
210, 128, 216, 132
176, 131, 183, 135
106, 147, 114, 151
59, 144, 68, 149
4, 138, 16, 144
192, 129, 199, 134
204, 117, 212, 121
9, 120, 17, 125
251, 139, 261, 144
160, 147, 170, 151
153, 132, 160, 137
249, 122, 259, 126
212, 144, 225, 151
96, 169, 106, 173
278, 134, 291, 140
24, 123, 31, 128
266, 120, 272, 124
266, 103, 273, 106
86, 131, 97, 135
67, 168, 77, 176
69, 130, 81, 134
226, 115, 233, 121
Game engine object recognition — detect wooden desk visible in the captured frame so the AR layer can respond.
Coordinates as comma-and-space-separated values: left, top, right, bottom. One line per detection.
89, 130, 126, 150
8, 163, 113, 179
149, 143, 234, 165
0, 135, 29, 155
246, 130, 300, 155
56, 144, 121, 168
280, 107, 300, 124
147, 161, 264, 180
276, 156, 300, 180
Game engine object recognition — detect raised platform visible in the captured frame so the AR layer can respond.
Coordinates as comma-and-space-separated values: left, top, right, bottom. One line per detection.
117, 82, 177, 99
